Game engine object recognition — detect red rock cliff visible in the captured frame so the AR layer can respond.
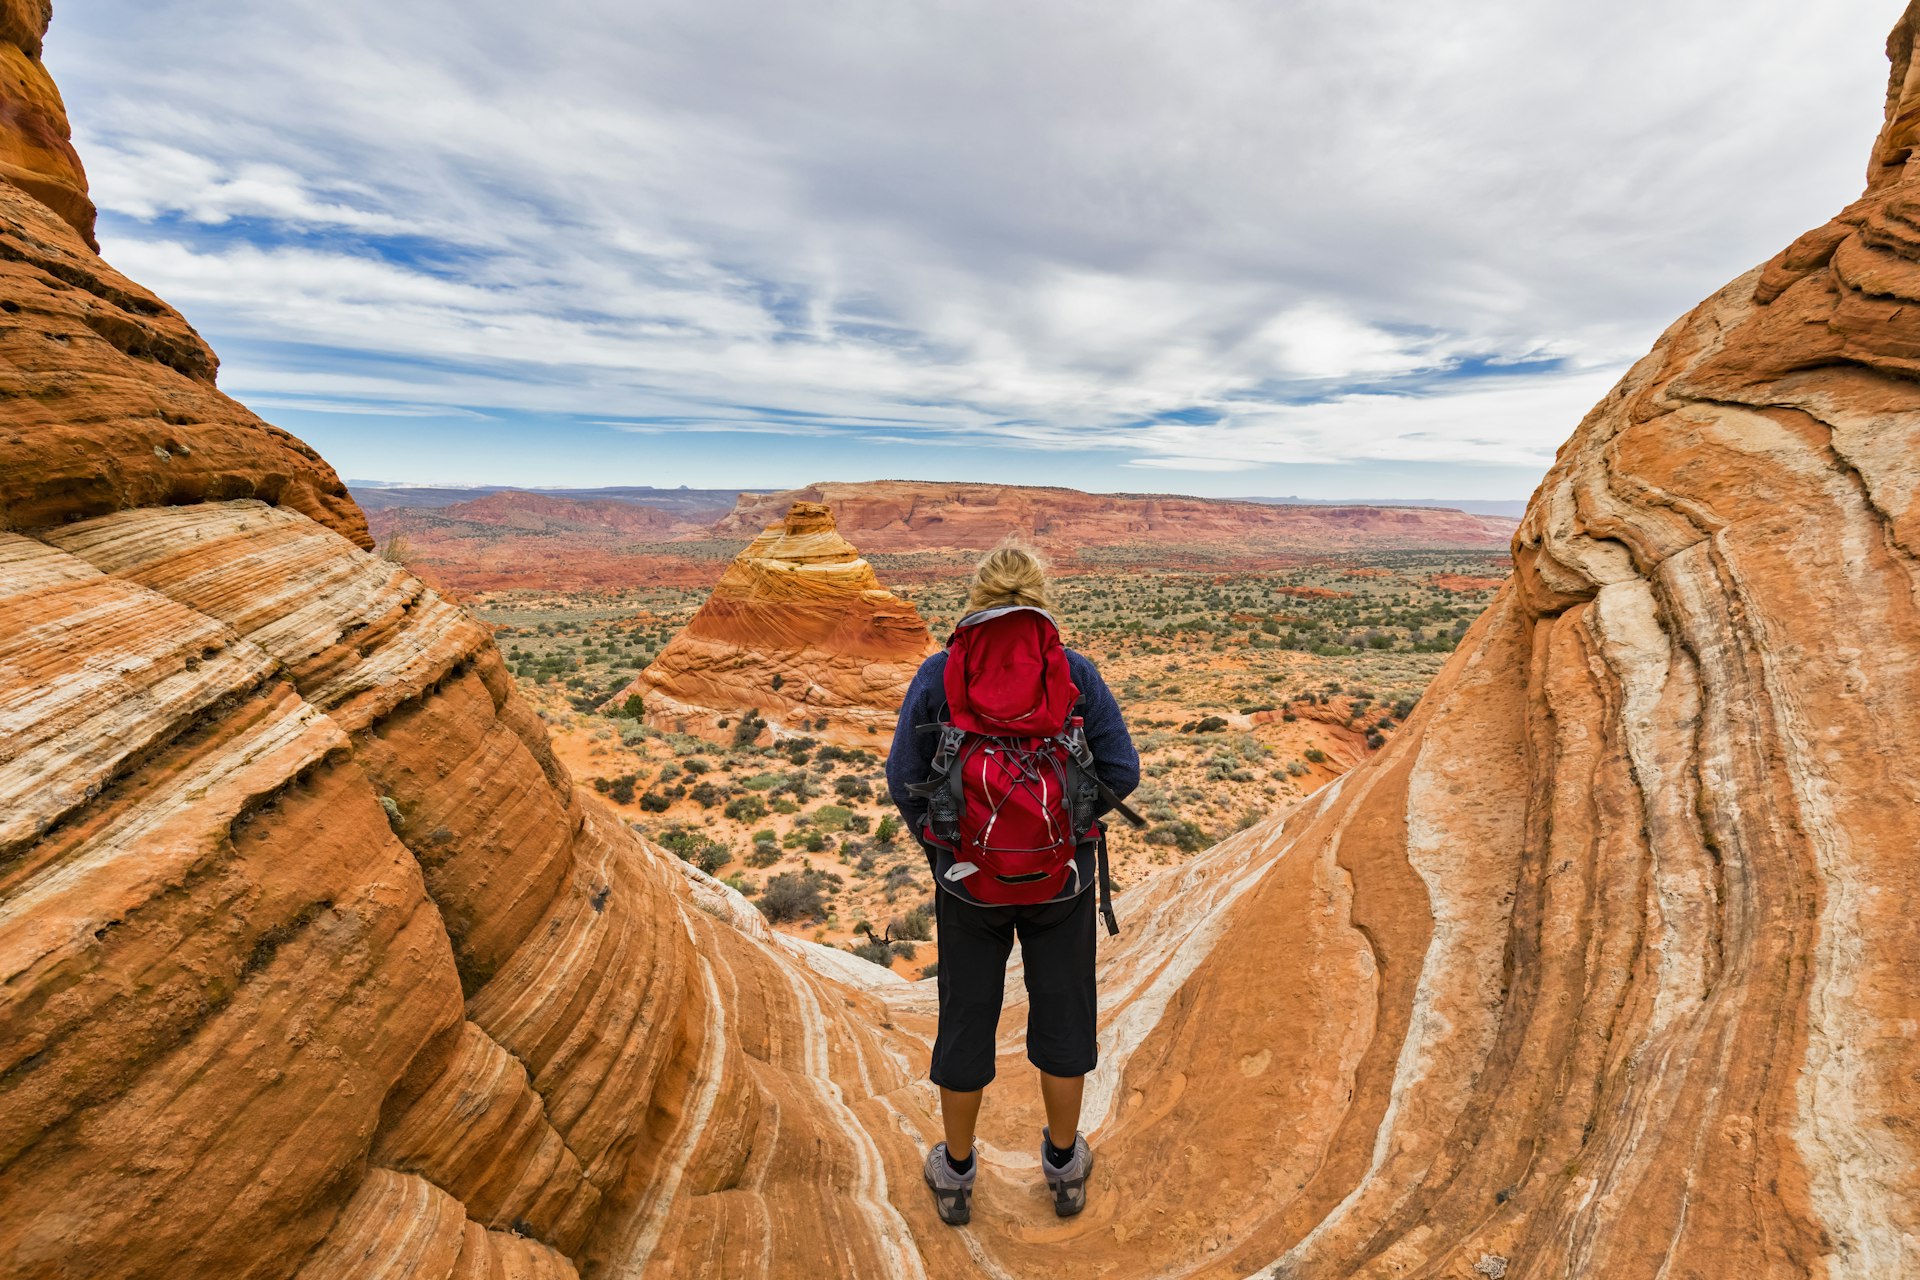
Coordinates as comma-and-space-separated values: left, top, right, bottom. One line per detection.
718, 479, 1516, 554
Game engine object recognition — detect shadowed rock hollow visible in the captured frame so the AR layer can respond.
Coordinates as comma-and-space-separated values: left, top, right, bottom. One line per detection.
3, 1, 1919, 1277
616, 500, 939, 751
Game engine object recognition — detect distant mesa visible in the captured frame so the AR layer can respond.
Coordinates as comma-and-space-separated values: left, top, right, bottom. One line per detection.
717, 479, 1516, 554
615, 501, 938, 750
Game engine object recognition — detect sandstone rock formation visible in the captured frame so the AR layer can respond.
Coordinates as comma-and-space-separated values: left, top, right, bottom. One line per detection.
717, 480, 1516, 555
5, 1, 1920, 1277
618, 501, 939, 750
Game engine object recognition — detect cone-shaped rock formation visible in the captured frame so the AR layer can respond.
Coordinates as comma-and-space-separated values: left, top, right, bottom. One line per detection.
4, 2, 1920, 1277
619, 500, 938, 750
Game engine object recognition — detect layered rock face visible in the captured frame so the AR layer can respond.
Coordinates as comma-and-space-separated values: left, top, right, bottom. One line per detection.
717, 480, 1516, 554
620, 501, 939, 750
6, 3, 1920, 1279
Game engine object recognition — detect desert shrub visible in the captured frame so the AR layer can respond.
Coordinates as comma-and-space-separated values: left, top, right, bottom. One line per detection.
602, 774, 637, 805
874, 814, 899, 844
895, 906, 932, 941
759, 869, 834, 923
812, 804, 853, 831
724, 794, 767, 822
683, 757, 712, 775
847, 812, 871, 833
833, 774, 872, 801
890, 941, 918, 961
656, 826, 731, 875
619, 693, 645, 717
1145, 820, 1213, 853
731, 710, 764, 747
656, 762, 681, 783
850, 939, 894, 967
772, 798, 799, 815
639, 790, 671, 812
919, 962, 939, 979
745, 843, 781, 868
740, 773, 781, 791
883, 862, 922, 900
1304, 748, 1328, 764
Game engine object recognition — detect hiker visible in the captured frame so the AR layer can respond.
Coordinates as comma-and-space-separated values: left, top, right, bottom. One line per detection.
886, 542, 1140, 1227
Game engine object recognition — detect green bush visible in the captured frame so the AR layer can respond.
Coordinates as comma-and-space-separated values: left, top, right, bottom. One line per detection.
759, 870, 833, 923
725, 794, 768, 823
1304, 748, 1328, 764
1145, 820, 1213, 853
656, 825, 731, 875
812, 804, 854, 832
895, 906, 932, 941
621, 693, 646, 718
850, 939, 894, 967
731, 711, 764, 747
639, 791, 671, 812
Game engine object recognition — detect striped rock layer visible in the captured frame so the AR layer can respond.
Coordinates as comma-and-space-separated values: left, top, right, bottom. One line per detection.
4, 2, 1920, 1278
623, 501, 939, 751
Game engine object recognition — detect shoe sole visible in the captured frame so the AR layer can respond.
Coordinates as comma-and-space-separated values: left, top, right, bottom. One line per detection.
1045, 1149, 1093, 1218
924, 1169, 972, 1226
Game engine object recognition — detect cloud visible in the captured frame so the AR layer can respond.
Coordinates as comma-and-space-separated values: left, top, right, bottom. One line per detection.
43, 0, 1897, 492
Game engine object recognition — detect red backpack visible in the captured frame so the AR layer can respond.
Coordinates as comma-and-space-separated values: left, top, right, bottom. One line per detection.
909, 607, 1138, 933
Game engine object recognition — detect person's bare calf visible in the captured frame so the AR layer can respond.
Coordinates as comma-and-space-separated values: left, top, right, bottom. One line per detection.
1038, 1070, 1083, 1144
940, 1084, 984, 1159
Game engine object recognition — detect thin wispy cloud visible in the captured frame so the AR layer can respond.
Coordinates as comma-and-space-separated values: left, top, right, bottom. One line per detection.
45, 0, 1897, 495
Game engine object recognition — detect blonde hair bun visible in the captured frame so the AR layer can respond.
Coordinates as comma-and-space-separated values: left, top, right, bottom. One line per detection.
966, 540, 1052, 613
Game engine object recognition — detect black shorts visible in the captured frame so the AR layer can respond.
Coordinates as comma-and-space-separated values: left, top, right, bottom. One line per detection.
929, 887, 1098, 1092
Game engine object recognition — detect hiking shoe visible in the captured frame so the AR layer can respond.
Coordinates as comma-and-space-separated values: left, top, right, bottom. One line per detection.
1040, 1127, 1092, 1217
924, 1142, 976, 1226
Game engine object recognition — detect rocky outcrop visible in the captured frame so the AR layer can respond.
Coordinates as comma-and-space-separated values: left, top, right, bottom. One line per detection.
6, 3, 1920, 1277
717, 480, 1516, 554
619, 501, 938, 750
0, 0, 92, 247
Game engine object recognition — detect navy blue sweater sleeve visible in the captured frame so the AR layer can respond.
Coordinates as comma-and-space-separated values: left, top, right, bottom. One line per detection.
1066, 651, 1140, 811
886, 652, 948, 836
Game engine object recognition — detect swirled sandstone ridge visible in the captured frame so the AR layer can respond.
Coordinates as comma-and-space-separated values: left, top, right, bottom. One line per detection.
617, 501, 939, 750
4, 1, 1920, 1277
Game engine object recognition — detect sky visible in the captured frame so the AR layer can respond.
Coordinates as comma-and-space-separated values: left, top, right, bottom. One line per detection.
45, 0, 1899, 500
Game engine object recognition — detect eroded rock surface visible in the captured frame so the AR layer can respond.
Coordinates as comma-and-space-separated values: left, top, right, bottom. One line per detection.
4, 2, 1920, 1278
618, 500, 939, 750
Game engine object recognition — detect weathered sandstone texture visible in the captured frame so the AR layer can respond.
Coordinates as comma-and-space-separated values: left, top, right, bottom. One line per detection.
718, 479, 1516, 554
618, 501, 939, 751
4, 1, 1920, 1277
